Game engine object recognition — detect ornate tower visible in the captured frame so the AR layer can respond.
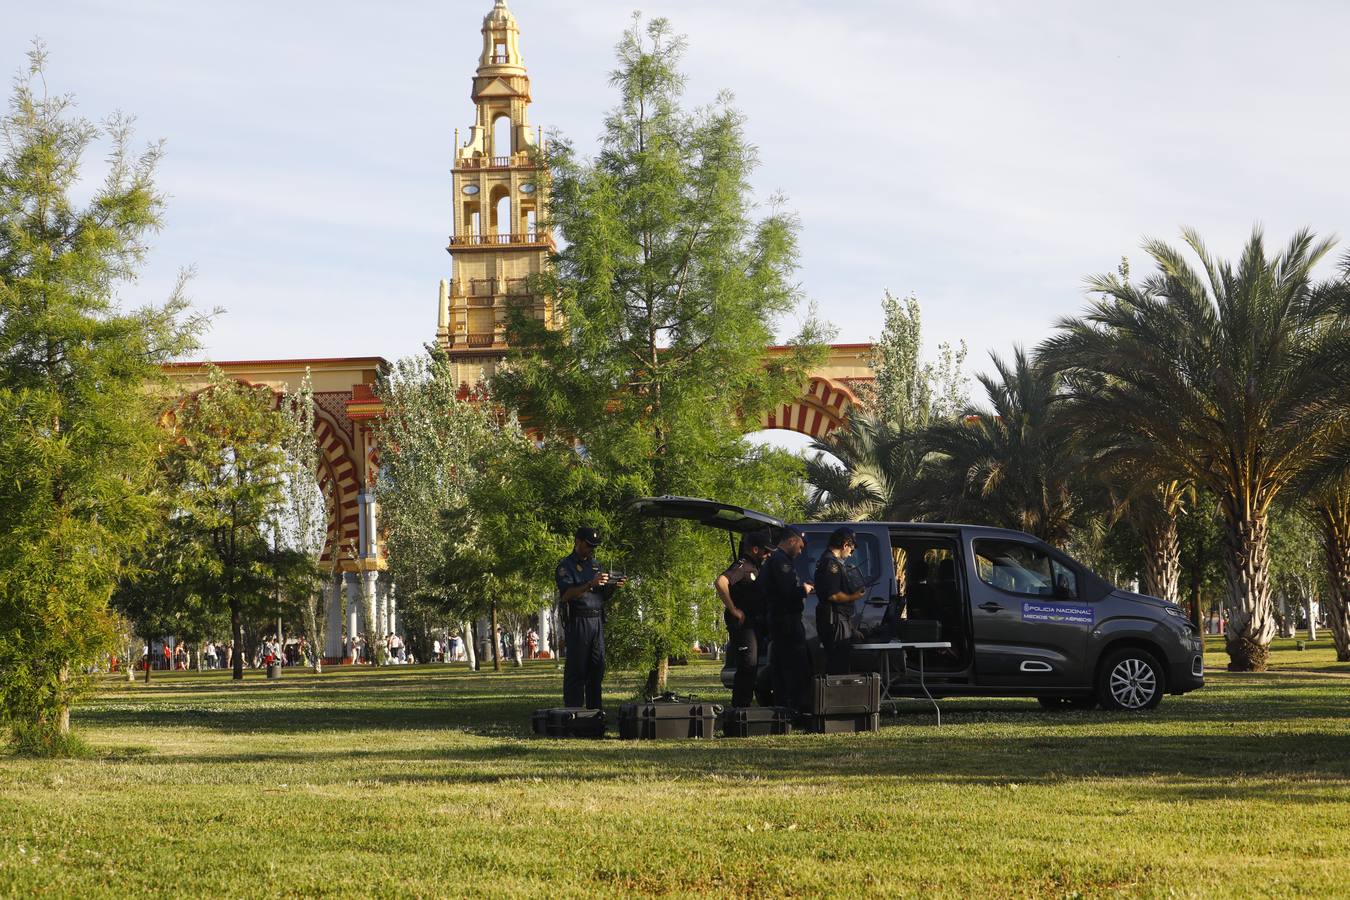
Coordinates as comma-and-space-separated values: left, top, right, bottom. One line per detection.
437, 0, 555, 390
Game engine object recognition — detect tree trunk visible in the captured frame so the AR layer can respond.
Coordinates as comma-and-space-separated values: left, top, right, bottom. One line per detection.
1316, 500, 1350, 662
232, 602, 245, 680
461, 620, 478, 670
645, 654, 669, 697
305, 580, 330, 675
360, 573, 381, 665
1220, 507, 1275, 671
490, 601, 502, 672
57, 666, 70, 736
1141, 511, 1181, 603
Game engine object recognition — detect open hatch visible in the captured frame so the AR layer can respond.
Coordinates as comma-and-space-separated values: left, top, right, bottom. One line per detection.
631, 496, 785, 534
631, 496, 787, 563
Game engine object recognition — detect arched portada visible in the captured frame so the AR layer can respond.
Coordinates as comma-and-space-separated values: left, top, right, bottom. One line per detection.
758, 343, 874, 439
162, 357, 389, 570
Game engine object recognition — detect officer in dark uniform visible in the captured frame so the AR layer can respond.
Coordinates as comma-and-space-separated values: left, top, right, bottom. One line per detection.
761, 526, 813, 711
714, 530, 774, 708
555, 527, 624, 709
814, 526, 867, 675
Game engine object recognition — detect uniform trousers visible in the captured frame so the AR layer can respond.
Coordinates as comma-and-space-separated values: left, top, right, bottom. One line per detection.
817, 603, 855, 675
563, 615, 606, 709
726, 615, 763, 708
769, 617, 811, 711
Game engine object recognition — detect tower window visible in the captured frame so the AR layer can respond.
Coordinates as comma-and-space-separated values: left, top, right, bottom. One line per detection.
493, 114, 513, 160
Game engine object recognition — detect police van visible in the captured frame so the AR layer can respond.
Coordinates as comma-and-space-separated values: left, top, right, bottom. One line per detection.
633, 497, 1205, 711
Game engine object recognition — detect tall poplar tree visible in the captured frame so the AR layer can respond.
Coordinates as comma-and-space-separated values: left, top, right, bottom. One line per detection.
495, 15, 823, 691
277, 371, 329, 672
0, 46, 201, 751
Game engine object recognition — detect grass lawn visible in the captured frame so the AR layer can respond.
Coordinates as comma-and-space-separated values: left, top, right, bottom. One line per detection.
2, 636, 1348, 898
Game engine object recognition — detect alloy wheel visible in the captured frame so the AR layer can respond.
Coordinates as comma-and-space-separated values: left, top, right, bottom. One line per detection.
1108, 657, 1157, 709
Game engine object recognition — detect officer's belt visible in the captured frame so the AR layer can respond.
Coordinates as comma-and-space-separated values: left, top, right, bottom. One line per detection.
568, 606, 603, 619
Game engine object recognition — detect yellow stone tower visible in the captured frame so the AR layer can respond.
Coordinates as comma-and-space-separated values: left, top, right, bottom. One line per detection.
437, 0, 556, 391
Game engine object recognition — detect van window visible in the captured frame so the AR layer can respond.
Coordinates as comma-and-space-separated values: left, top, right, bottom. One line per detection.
973, 539, 1078, 600
796, 531, 882, 591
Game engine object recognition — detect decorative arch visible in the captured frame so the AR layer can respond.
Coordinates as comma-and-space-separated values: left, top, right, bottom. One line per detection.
168, 377, 364, 566
310, 407, 362, 564
759, 375, 860, 439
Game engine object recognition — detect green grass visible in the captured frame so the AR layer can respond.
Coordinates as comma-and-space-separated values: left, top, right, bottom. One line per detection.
2, 639, 1348, 898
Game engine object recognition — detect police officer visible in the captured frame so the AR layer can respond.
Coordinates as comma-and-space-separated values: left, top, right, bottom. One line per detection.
814, 526, 866, 675
556, 527, 624, 709
761, 526, 813, 711
714, 530, 774, 708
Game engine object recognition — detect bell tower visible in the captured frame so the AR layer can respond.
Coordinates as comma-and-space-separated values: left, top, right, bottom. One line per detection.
437, 0, 556, 391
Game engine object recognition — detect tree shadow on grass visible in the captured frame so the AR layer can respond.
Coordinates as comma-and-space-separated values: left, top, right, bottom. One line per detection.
110, 725, 1350, 793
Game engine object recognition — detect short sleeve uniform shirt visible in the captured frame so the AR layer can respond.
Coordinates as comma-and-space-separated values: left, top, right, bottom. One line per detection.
720, 557, 765, 623
555, 551, 603, 612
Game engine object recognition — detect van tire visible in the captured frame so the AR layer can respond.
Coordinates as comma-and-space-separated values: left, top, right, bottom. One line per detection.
1095, 647, 1165, 711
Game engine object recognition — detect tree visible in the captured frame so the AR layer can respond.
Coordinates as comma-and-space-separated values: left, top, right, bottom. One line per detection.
158, 367, 292, 680
1307, 475, 1350, 660
803, 413, 923, 522
0, 45, 202, 752
1041, 228, 1350, 670
1268, 506, 1323, 640
277, 371, 329, 672
493, 15, 822, 691
866, 290, 967, 429
917, 348, 1088, 547
374, 349, 543, 671
805, 292, 966, 522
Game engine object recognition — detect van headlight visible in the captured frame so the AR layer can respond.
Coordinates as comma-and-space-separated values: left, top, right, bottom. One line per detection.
1163, 606, 1187, 620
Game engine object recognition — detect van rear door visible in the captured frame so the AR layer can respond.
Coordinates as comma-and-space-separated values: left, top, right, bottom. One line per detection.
631, 496, 785, 535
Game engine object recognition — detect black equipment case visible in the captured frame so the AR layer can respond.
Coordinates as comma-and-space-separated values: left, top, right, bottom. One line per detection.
531, 707, 606, 738
804, 712, 881, 734
807, 673, 882, 716
897, 619, 942, 642
618, 701, 719, 740
722, 706, 794, 737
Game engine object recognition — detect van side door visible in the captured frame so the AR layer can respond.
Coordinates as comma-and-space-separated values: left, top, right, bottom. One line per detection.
794, 523, 893, 655
966, 535, 1092, 688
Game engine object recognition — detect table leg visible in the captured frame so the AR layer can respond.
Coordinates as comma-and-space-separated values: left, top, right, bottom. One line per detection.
918, 651, 940, 726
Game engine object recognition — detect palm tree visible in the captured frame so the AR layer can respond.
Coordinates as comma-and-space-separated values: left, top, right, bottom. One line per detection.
803, 412, 923, 521
1040, 228, 1350, 671
1311, 482, 1350, 661
918, 348, 1088, 548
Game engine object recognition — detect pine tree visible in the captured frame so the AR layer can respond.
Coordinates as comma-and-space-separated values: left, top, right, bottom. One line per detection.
494, 15, 824, 691
0, 45, 202, 751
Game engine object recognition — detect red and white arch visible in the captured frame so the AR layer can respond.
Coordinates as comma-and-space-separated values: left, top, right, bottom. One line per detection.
759, 375, 861, 439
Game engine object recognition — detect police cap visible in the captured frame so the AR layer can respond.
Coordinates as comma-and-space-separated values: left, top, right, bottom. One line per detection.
574, 526, 602, 546
780, 524, 806, 542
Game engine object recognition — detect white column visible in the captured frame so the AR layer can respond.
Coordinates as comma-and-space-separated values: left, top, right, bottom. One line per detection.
324, 577, 343, 659
537, 602, 552, 656
345, 572, 362, 642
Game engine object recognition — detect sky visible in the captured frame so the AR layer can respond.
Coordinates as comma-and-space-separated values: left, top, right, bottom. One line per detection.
8, 0, 1350, 436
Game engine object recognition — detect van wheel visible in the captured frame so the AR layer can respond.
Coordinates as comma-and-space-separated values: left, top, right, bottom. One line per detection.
1037, 696, 1097, 710
1095, 648, 1164, 711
